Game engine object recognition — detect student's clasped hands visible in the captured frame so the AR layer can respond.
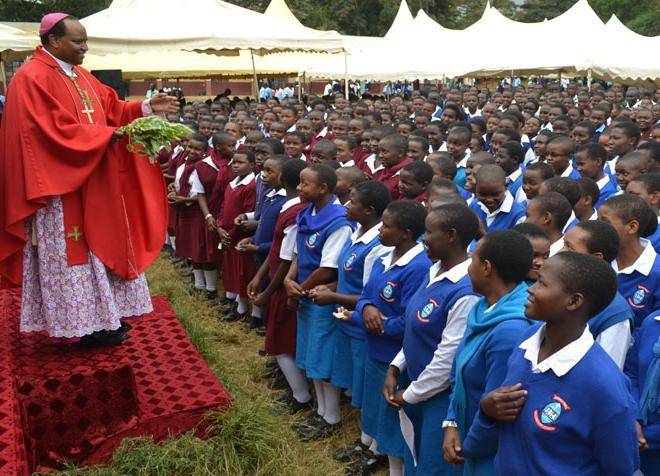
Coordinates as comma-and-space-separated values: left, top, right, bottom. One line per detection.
362, 304, 387, 334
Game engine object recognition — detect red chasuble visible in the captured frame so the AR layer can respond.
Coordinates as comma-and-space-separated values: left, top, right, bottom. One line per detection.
0, 47, 167, 287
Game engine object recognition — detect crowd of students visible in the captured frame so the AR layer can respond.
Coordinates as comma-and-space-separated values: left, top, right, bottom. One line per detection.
160, 81, 660, 476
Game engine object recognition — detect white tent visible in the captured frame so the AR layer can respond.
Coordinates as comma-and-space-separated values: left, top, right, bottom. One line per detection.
81, 0, 343, 55
590, 15, 660, 85
0, 23, 38, 90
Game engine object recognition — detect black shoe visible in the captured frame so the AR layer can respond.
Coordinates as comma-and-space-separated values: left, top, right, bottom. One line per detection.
205, 289, 218, 301
296, 417, 340, 441
261, 366, 281, 380
75, 329, 128, 348
345, 451, 387, 476
220, 302, 239, 321
119, 321, 133, 333
291, 413, 324, 431
258, 347, 268, 356
333, 439, 370, 463
218, 295, 233, 306
274, 392, 314, 415
268, 371, 289, 390
188, 286, 205, 297
265, 357, 278, 369
242, 316, 263, 332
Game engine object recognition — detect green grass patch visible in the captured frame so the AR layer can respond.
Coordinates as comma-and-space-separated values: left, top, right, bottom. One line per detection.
52, 255, 360, 476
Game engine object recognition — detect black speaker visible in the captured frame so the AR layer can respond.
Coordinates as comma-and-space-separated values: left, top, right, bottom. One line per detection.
90, 69, 126, 100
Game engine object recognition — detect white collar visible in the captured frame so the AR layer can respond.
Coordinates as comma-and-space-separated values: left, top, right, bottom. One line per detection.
340, 159, 356, 167
280, 196, 301, 213
560, 163, 575, 178
316, 126, 328, 138
596, 175, 611, 190
613, 239, 657, 276
562, 211, 577, 233
588, 209, 598, 221
456, 151, 470, 169
351, 222, 382, 245
298, 154, 307, 162
229, 172, 255, 189
287, 124, 297, 132
548, 236, 565, 257
507, 167, 522, 183
427, 258, 470, 287
266, 187, 287, 198
381, 243, 425, 271
478, 191, 514, 217
520, 324, 594, 377
43, 47, 75, 77
202, 156, 218, 171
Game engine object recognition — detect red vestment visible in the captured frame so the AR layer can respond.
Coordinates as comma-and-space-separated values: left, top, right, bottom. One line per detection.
0, 47, 166, 287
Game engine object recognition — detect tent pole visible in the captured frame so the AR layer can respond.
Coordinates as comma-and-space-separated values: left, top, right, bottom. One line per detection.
297, 73, 302, 101
344, 50, 349, 100
587, 68, 592, 92
0, 57, 8, 94
250, 49, 259, 101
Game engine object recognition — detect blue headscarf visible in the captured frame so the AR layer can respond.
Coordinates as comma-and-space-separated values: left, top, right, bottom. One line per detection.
452, 282, 531, 438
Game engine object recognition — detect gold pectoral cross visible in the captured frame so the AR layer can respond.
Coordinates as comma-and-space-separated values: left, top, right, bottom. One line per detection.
67, 226, 84, 241
81, 104, 95, 123
69, 75, 95, 124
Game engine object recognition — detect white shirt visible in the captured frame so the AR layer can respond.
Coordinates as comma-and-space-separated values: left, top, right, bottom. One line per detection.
340, 160, 356, 168
390, 259, 479, 404
478, 192, 523, 227
520, 324, 594, 377
350, 223, 392, 285
229, 172, 255, 190
364, 154, 383, 175
560, 163, 577, 178
174, 163, 205, 198
548, 236, 565, 257
588, 209, 598, 221
596, 175, 611, 191
279, 197, 302, 261
596, 320, 631, 370
456, 151, 470, 169
245, 188, 286, 220
612, 239, 657, 276
562, 211, 577, 233
380, 242, 425, 272
507, 168, 527, 203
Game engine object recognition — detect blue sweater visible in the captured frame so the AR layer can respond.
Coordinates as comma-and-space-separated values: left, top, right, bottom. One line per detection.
402, 269, 475, 381
492, 324, 639, 476
336, 228, 385, 340
253, 190, 287, 258
353, 246, 431, 364
625, 311, 660, 450
616, 250, 660, 328
588, 292, 633, 337
594, 176, 619, 209
295, 198, 349, 284
469, 197, 526, 233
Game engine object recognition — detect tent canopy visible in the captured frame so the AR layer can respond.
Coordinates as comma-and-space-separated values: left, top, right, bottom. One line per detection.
81, 0, 344, 55
0, 23, 38, 61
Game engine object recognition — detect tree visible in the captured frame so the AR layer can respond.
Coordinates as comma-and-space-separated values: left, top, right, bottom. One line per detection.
0, 0, 111, 22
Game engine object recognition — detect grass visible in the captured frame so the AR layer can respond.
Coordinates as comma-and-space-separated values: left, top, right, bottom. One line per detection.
53, 254, 364, 476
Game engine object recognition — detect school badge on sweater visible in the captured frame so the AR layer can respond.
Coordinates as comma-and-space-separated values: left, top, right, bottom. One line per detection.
533, 394, 571, 431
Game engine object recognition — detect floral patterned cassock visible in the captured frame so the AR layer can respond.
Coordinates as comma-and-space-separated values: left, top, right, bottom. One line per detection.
20, 196, 153, 338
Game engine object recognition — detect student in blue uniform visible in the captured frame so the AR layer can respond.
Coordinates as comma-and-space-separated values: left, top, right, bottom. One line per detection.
560, 220, 633, 368
524, 192, 573, 257
574, 143, 618, 208
442, 230, 534, 475
284, 164, 353, 439
626, 173, 660, 252
307, 181, 391, 463
495, 141, 526, 203
383, 203, 481, 476
469, 165, 526, 234
512, 223, 550, 284
538, 177, 582, 233
545, 135, 580, 179
625, 308, 660, 474
480, 252, 639, 476
599, 194, 660, 328
339, 200, 431, 476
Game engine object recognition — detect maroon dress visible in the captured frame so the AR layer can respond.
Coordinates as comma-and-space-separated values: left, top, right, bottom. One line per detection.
166, 146, 186, 235
195, 158, 220, 263
219, 174, 257, 296
264, 201, 306, 356
174, 158, 208, 263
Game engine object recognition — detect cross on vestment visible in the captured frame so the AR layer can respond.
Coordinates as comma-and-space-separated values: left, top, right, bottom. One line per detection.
67, 226, 83, 241
81, 104, 95, 124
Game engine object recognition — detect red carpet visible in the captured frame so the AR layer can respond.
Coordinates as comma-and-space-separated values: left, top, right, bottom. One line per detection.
0, 289, 232, 475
